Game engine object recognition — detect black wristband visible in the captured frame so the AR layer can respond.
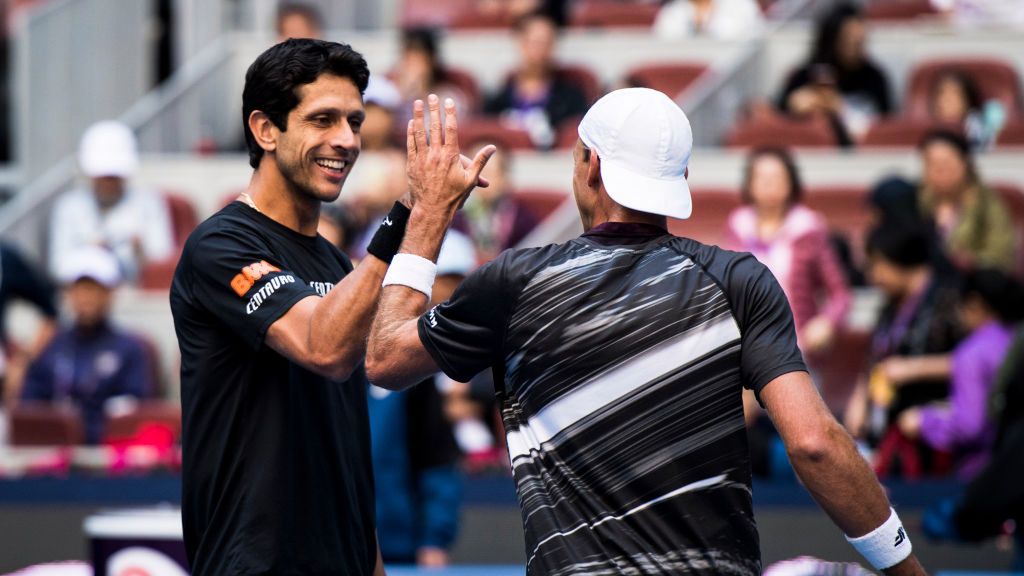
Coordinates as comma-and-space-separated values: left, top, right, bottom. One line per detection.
366, 201, 411, 263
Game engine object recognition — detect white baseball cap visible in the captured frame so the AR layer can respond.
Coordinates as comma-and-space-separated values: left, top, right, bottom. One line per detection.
363, 75, 401, 111
578, 88, 693, 220
57, 245, 123, 288
436, 230, 477, 277
78, 120, 139, 178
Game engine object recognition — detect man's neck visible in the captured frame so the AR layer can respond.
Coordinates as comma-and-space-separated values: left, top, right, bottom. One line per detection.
587, 211, 667, 232
246, 164, 320, 236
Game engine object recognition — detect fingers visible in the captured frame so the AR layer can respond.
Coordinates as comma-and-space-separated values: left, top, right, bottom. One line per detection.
467, 145, 497, 187
412, 99, 427, 151
427, 94, 442, 149
443, 98, 459, 155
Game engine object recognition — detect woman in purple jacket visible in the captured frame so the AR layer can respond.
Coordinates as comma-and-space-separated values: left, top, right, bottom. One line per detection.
898, 268, 1024, 479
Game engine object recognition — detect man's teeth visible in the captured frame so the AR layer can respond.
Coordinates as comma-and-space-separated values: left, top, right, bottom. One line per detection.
316, 159, 346, 170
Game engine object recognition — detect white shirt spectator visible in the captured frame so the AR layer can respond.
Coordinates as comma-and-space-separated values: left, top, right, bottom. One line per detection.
654, 0, 764, 40
49, 184, 173, 283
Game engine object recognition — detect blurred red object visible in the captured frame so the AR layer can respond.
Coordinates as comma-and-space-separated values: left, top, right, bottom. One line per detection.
9, 403, 84, 446
569, 1, 661, 28
864, 0, 938, 21
625, 63, 708, 100
725, 112, 838, 148
905, 58, 1024, 121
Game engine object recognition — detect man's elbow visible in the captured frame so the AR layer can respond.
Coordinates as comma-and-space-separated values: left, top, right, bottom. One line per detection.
786, 421, 845, 466
307, 350, 358, 382
364, 346, 399, 390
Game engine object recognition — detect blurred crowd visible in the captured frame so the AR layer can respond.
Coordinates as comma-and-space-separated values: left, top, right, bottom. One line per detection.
0, 0, 1023, 569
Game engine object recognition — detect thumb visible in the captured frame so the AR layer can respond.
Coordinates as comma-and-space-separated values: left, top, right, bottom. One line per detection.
467, 145, 497, 185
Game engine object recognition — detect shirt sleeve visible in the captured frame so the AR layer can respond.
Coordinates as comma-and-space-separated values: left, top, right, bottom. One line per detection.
184, 226, 320, 350
417, 253, 515, 383
2, 244, 58, 318
723, 252, 807, 396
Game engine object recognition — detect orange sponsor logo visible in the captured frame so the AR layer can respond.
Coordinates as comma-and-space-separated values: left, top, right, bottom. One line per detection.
230, 260, 280, 297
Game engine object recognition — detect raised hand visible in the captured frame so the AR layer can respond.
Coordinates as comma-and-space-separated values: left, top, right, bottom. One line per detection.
406, 94, 495, 213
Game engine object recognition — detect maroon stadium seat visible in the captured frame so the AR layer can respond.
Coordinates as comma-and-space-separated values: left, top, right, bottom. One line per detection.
513, 188, 569, 221
860, 118, 966, 148
996, 120, 1024, 147
400, 0, 469, 28
864, 0, 938, 21
625, 63, 708, 100
441, 67, 483, 114
104, 401, 183, 444
569, 1, 661, 28
459, 119, 535, 151
725, 113, 838, 148
9, 404, 84, 446
905, 58, 1024, 121
666, 188, 741, 246
139, 190, 197, 290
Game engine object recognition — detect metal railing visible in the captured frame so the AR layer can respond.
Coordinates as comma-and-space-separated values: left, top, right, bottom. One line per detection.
12, 0, 155, 180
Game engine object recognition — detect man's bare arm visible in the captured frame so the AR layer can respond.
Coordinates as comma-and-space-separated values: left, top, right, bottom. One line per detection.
264, 255, 388, 381
761, 371, 927, 576
367, 94, 494, 390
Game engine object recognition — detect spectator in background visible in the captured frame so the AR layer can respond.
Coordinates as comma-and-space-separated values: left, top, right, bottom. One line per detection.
0, 243, 58, 407
724, 148, 851, 354
484, 11, 588, 148
370, 232, 474, 567
928, 71, 1006, 150
49, 121, 174, 285
654, 0, 764, 40
778, 2, 891, 145
455, 143, 540, 261
276, 2, 323, 41
20, 246, 154, 444
918, 130, 1015, 273
921, 324, 1024, 571
844, 222, 962, 448
392, 28, 472, 129
898, 268, 1024, 479
361, 75, 402, 152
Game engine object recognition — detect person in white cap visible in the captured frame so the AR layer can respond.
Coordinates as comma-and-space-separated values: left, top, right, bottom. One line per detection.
20, 245, 154, 444
48, 120, 174, 283
366, 87, 926, 575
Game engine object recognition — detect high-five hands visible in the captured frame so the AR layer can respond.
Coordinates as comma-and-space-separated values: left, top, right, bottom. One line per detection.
406, 94, 495, 213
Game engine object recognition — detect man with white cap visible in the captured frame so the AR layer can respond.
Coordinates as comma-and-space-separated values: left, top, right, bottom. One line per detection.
49, 120, 174, 283
21, 246, 154, 444
366, 88, 926, 575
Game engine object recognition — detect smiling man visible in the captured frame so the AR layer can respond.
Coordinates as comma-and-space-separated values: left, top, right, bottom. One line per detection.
168, 39, 493, 575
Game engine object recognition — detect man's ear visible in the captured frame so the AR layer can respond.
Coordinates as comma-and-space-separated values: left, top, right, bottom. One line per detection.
586, 150, 601, 187
248, 110, 278, 155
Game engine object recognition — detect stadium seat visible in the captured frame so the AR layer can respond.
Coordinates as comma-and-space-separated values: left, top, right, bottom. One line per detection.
104, 401, 183, 444
860, 118, 964, 148
996, 120, 1024, 147
666, 188, 741, 246
863, 0, 938, 21
804, 185, 872, 260
725, 113, 838, 148
458, 119, 535, 151
905, 58, 1024, 121
625, 63, 708, 100
513, 188, 569, 221
441, 67, 483, 114
556, 65, 603, 106
569, 1, 661, 28
451, 8, 516, 29
400, 0, 469, 28
138, 190, 197, 290
9, 404, 84, 446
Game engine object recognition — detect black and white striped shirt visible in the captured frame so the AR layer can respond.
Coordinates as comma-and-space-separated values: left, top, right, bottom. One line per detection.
419, 222, 806, 575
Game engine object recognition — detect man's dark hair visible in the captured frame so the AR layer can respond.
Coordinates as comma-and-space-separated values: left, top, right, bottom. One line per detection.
810, 2, 862, 67
740, 147, 804, 207
276, 2, 324, 36
865, 219, 933, 268
961, 268, 1024, 323
242, 38, 369, 169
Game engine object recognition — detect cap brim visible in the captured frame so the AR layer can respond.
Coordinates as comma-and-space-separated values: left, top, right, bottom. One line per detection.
600, 159, 692, 220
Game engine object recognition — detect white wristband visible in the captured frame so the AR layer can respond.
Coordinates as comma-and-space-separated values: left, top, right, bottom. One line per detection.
845, 507, 912, 570
382, 253, 436, 299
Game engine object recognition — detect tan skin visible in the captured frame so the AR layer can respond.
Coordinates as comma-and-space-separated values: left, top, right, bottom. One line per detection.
368, 126, 927, 574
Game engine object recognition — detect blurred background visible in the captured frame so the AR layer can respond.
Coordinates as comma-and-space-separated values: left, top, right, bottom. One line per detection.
0, 0, 1023, 574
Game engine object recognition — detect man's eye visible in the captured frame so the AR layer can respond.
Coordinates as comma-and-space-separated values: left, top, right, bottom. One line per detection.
350, 119, 363, 132
314, 116, 331, 126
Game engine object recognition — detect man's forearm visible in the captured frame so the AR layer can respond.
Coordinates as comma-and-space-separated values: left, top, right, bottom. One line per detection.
307, 255, 388, 374
366, 205, 455, 389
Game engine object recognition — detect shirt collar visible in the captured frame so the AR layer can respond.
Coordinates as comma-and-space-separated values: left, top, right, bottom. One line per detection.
581, 222, 669, 246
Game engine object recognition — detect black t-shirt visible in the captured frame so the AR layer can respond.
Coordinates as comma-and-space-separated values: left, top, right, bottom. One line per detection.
170, 202, 376, 576
418, 223, 805, 575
